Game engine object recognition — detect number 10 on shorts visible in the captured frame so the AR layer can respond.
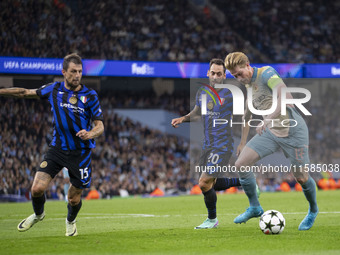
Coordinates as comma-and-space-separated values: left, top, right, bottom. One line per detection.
79, 167, 89, 180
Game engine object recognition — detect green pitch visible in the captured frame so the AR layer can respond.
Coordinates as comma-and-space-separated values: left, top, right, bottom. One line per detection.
1, 190, 339, 255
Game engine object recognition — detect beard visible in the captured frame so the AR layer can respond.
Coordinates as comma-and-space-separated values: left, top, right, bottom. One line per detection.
66, 79, 81, 90
209, 78, 224, 88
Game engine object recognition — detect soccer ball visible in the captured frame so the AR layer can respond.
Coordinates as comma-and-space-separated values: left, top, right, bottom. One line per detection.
259, 210, 285, 235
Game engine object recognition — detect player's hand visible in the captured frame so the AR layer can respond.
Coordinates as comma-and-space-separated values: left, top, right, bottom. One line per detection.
256, 122, 267, 135
171, 117, 183, 128
236, 143, 246, 156
76, 129, 92, 140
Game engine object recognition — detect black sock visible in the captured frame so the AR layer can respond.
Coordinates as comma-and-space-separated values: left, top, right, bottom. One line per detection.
32, 195, 45, 216
214, 178, 241, 191
203, 188, 217, 219
67, 200, 82, 222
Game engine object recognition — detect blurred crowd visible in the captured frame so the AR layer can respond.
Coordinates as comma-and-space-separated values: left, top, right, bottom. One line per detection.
212, 0, 340, 63
0, 93, 192, 199
101, 90, 190, 117
1, 0, 338, 63
0, 87, 339, 199
308, 87, 340, 165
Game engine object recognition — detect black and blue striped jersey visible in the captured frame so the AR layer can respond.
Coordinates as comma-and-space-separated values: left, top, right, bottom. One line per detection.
196, 87, 234, 153
36, 81, 103, 151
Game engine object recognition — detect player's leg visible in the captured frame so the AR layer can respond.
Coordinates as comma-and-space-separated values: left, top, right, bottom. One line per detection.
31, 172, 52, 215
213, 152, 242, 191
17, 172, 52, 231
195, 173, 219, 229
214, 177, 241, 191
280, 107, 318, 230
65, 149, 92, 236
18, 153, 61, 232
284, 152, 318, 230
234, 131, 279, 223
65, 185, 83, 236
235, 146, 261, 205
292, 167, 318, 230
233, 146, 264, 223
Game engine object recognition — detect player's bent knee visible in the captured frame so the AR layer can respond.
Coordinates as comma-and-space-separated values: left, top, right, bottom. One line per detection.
296, 177, 308, 184
235, 159, 244, 170
31, 185, 45, 197
68, 187, 82, 206
68, 196, 81, 206
199, 178, 214, 192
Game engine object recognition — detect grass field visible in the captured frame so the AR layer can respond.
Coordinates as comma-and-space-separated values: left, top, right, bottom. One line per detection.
0, 190, 339, 255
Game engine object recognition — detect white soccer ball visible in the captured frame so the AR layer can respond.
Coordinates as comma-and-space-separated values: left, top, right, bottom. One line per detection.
259, 210, 285, 235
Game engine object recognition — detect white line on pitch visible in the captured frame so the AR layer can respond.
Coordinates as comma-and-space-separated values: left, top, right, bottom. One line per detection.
2, 211, 340, 222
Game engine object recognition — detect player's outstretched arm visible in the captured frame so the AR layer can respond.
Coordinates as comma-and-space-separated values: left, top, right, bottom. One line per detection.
76, 120, 104, 140
0, 87, 39, 99
171, 105, 201, 128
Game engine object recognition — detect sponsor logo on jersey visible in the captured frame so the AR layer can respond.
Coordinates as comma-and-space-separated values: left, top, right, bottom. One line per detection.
40, 161, 48, 168
207, 101, 214, 110
69, 96, 77, 104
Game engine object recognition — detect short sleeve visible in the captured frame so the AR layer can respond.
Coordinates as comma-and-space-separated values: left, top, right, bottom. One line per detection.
261, 67, 283, 90
87, 92, 104, 121
36, 82, 55, 99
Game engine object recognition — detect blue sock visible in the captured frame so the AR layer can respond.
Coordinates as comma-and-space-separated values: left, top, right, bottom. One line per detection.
301, 177, 318, 213
240, 178, 260, 207
203, 188, 217, 219
214, 178, 241, 191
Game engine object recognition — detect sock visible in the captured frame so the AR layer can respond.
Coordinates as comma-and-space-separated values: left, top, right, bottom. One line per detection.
301, 177, 318, 213
32, 194, 45, 216
67, 200, 82, 222
214, 178, 241, 191
203, 188, 217, 219
240, 178, 260, 207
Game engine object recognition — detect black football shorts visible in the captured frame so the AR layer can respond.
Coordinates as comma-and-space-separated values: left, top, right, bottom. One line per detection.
38, 147, 92, 189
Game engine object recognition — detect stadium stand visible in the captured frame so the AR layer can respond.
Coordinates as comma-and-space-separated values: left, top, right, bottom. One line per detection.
2, 0, 338, 63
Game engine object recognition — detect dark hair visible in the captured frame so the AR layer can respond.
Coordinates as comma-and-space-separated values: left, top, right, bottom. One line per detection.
63, 53, 82, 70
209, 58, 226, 73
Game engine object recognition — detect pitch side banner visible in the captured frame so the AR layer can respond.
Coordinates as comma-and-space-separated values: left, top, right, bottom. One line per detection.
0, 57, 339, 78
304, 64, 340, 78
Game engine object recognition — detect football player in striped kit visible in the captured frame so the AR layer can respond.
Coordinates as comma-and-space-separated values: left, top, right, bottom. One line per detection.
0, 53, 104, 236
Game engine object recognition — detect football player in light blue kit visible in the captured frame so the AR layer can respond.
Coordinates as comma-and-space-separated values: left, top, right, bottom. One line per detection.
225, 52, 318, 230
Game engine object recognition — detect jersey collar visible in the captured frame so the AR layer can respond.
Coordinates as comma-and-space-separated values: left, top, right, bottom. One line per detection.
61, 82, 84, 93
250, 67, 258, 84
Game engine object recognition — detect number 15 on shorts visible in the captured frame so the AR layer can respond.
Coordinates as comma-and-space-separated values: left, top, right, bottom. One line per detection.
79, 167, 89, 180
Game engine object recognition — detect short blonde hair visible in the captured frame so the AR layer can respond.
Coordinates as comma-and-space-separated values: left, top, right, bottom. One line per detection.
224, 52, 249, 70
